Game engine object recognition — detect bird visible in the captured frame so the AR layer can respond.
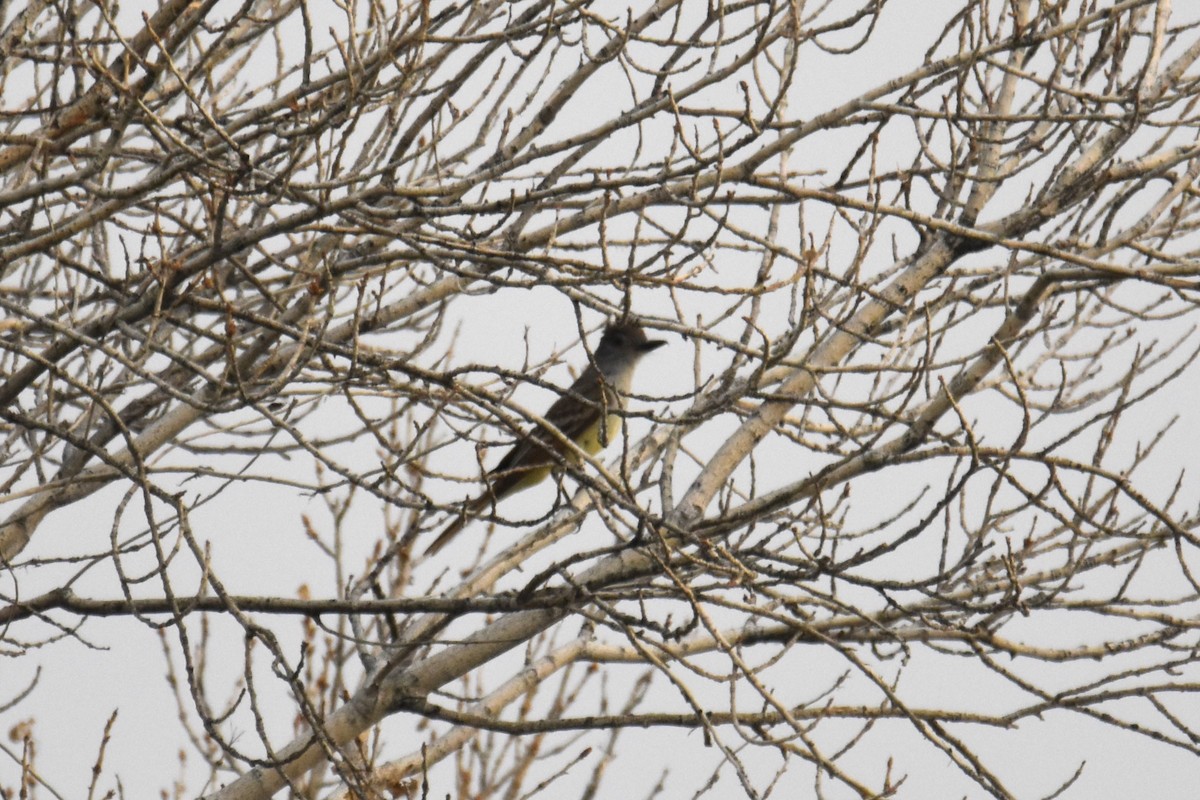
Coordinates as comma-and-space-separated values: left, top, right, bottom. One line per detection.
424, 321, 666, 555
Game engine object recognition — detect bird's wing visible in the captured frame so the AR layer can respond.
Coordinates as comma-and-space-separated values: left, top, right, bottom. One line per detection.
486, 369, 609, 495
425, 369, 616, 556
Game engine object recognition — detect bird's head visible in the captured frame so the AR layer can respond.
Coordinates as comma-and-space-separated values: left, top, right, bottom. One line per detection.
598, 322, 666, 357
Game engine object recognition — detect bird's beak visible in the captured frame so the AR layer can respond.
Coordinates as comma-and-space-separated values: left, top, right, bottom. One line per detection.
640, 338, 667, 353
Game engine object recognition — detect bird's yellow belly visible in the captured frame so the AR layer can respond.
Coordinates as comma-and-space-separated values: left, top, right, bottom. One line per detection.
504, 413, 622, 496
574, 412, 621, 455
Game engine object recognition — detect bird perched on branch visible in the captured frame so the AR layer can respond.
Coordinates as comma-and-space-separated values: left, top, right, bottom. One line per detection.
425, 321, 666, 555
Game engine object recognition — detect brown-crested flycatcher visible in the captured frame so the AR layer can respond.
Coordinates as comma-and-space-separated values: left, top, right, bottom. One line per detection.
425, 322, 665, 555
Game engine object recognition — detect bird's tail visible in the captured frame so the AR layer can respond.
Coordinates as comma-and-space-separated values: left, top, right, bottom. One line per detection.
423, 495, 487, 556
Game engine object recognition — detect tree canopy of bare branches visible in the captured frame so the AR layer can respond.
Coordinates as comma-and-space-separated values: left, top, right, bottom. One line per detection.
5, 0, 1200, 798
